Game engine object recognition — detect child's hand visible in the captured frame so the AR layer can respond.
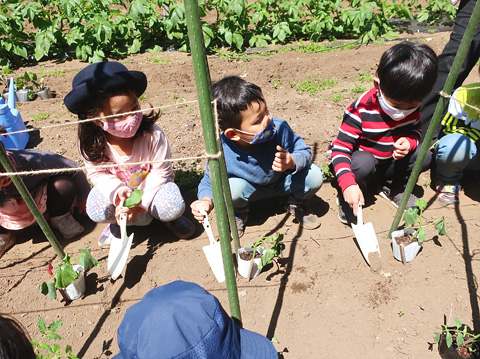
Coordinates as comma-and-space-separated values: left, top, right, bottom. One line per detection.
343, 185, 364, 216
191, 197, 214, 223
392, 137, 411, 160
272, 146, 296, 172
115, 188, 146, 223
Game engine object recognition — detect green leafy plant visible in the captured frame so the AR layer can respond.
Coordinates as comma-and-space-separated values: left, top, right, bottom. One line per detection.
16, 71, 40, 100
292, 75, 337, 97
0, 0, 457, 68
123, 189, 142, 208
402, 199, 446, 244
174, 161, 204, 196
40, 249, 98, 300
32, 112, 50, 121
31, 317, 79, 359
247, 233, 285, 270
434, 318, 480, 354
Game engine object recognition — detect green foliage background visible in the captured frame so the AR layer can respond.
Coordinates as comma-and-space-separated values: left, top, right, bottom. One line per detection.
0, 0, 456, 68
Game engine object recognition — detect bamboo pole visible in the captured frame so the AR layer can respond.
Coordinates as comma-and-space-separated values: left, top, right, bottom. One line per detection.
184, 0, 242, 322
0, 143, 65, 259
388, 1, 480, 238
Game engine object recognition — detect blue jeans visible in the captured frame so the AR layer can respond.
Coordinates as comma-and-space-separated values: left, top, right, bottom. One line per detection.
228, 163, 323, 214
434, 133, 480, 183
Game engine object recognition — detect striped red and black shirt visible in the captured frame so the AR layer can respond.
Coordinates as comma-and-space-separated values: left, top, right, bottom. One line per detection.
331, 88, 421, 192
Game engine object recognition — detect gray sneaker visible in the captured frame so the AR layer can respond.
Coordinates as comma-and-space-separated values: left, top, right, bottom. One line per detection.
234, 212, 248, 238
285, 203, 321, 230
379, 186, 418, 209
336, 196, 357, 225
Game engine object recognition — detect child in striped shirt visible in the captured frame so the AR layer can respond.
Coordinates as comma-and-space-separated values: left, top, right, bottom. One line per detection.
330, 42, 438, 224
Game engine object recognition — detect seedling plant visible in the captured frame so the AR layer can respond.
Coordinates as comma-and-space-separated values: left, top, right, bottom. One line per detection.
247, 233, 285, 270
434, 317, 480, 354
402, 199, 446, 244
41, 249, 98, 300
31, 317, 79, 359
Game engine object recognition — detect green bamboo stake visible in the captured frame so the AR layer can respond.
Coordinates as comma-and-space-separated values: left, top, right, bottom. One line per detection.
184, 0, 242, 322
388, 0, 480, 238
0, 142, 65, 259
218, 154, 241, 252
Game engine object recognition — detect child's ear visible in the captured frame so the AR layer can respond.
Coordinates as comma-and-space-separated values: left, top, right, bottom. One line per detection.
224, 128, 241, 142
373, 77, 380, 92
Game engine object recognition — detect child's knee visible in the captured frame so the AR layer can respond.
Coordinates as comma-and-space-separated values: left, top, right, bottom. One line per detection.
150, 182, 186, 221
228, 177, 253, 202
435, 134, 476, 164
86, 187, 115, 222
304, 164, 324, 192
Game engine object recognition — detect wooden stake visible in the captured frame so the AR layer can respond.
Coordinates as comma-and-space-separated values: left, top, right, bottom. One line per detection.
400, 243, 407, 265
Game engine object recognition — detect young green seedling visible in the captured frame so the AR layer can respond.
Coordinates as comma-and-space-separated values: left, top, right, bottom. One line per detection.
41, 249, 99, 300
402, 199, 446, 244
247, 233, 285, 270
434, 317, 480, 352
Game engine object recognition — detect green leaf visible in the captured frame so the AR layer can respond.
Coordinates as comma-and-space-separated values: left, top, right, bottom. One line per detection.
40, 282, 49, 295
123, 190, 142, 208
435, 217, 446, 236
457, 332, 465, 346
46, 333, 62, 340
39, 317, 47, 334
78, 248, 99, 271
48, 282, 57, 299
55, 265, 78, 289
38, 342, 54, 352
446, 332, 453, 347
434, 332, 441, 343
52, 343, 61, 353
455, 317, 463, 328
403, 207, 418, 227
415, 199, 427, 211
417, 228, 427, 244
48, 319, 63, 333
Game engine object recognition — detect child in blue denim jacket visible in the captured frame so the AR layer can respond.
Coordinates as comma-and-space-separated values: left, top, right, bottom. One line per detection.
190, 76, 323, 237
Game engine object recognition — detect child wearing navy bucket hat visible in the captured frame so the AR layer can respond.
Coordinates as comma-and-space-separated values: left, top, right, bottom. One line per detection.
64, 61, 195, 244
113, 281, 278, 359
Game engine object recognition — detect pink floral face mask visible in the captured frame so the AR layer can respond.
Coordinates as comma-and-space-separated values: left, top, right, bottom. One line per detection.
101, 111, 143, 138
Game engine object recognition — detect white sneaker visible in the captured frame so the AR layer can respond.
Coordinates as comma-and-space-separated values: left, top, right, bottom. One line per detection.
50, 212, 84, 240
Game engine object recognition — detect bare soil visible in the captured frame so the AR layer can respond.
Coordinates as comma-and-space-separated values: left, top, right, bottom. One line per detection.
2, 31, 480, 359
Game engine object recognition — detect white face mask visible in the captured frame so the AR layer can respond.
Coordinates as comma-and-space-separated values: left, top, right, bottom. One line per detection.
377, 89, 418, 120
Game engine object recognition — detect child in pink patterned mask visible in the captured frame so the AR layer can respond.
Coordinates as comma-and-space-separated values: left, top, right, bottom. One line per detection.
65, 61, 195, 245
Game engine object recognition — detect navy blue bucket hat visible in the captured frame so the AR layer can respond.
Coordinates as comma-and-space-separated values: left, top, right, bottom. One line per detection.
64, 61, 147, 114
113, 281, 277, 359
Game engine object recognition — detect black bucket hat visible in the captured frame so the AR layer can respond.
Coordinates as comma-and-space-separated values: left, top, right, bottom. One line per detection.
64, 61, 147, 114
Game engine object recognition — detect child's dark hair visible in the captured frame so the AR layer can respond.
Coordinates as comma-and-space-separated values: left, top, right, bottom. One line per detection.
0, 315, 36, 359
77, 88, 160, 163
213, 76, 265, 131
377, 41, 438, 102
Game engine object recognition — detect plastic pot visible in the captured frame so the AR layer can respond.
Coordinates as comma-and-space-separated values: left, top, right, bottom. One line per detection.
62, 264, 86, 301
438, 325, 480, 359
36, 86, 52, 100
237, 247, 264, 279
391, 228, 421, 262
15, 90, 30, 103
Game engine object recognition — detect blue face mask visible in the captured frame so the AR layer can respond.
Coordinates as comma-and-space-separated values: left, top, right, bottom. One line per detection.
235, 120, 277, 144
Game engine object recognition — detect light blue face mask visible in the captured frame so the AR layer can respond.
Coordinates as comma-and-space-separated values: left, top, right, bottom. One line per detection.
235, 120, 277, 144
